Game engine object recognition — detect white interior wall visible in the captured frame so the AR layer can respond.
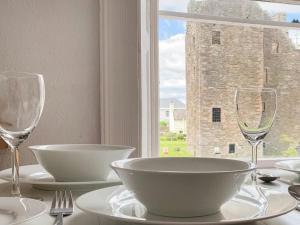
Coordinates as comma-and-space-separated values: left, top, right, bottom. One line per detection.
0, 0, 101, 169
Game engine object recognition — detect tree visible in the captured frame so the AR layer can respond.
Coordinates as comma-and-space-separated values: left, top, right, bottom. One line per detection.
160, 120, 169, 132
292, 19, 300, 23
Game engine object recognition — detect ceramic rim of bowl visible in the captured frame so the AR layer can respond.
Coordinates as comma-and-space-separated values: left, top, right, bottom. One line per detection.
111, 157, 255, 175
29, 144, 135, 152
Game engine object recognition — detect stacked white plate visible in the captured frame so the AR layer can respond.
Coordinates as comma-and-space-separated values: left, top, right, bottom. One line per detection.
0, 164, 122, 191
75, 157, 297, 225
0, 144, 135, 190
75, 185, 297, 225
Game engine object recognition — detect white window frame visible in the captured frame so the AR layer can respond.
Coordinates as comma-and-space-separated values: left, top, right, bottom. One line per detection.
140, 0, 159, 157
159, 10, 300, 30
142, 0, 300, 166
98, 0, 300, 164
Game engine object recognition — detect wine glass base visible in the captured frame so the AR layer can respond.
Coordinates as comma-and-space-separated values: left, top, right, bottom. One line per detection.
19, 194, 44, 201
0, 197, 46, 225
9, 191, 44, 201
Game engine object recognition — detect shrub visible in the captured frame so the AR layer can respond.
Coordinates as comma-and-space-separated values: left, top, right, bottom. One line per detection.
177, 133, 186, 141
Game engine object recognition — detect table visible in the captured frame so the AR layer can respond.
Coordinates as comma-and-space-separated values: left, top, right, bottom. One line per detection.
0, 170, 299, 225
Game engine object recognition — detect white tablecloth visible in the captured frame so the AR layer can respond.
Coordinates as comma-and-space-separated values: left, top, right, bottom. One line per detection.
0, 169, 299, 225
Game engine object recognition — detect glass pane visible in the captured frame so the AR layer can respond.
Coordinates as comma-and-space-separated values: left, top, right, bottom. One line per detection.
159, 1, 300, 159
159, 18, 189, 157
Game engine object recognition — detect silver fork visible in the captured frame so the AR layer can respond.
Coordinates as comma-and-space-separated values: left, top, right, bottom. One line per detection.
50, 190, 74, 225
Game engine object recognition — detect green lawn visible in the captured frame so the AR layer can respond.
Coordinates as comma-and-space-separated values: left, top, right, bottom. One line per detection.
160, 139, 193, 157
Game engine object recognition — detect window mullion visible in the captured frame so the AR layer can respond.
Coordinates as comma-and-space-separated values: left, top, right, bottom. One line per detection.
258, 0, 300, 5
159, 10, 300, 30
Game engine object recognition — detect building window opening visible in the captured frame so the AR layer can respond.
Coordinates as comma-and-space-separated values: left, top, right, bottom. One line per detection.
212, 107, 221, 122
229, 144, 236, 153
212, 30, 221, 45
265, 68, 269, 84
272, 42, 280, 53
262, 102, 266, 113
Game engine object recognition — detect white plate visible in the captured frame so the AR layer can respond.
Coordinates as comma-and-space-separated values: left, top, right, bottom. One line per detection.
0, 165, 122, 191
0, 197, 46, 225
76, 185, 297, 225
275, 160, 300, 175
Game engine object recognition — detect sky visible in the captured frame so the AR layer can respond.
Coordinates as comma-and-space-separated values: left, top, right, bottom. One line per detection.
158, 0, 300, 104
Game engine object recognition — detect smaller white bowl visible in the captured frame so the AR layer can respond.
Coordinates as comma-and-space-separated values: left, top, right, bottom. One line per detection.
30, 144, 135, 182
111, 157, 254, 217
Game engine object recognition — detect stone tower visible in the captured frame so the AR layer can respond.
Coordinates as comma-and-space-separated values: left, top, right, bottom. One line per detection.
186, 0, 300, 158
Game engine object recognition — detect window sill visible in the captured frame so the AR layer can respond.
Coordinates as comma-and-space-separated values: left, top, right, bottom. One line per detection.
257, 157, 300, 168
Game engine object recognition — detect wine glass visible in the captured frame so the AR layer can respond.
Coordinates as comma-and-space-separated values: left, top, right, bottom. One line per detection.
0, 72, 45, 196
235, 87, 277, 182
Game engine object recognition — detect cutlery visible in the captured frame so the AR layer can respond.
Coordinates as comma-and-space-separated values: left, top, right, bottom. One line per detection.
50, 190, 74, 225
288, 185, 300, 211
257, 171, 280, 183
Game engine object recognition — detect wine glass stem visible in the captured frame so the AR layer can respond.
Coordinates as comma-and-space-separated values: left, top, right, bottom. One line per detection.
11, 147, 21, 197
250, 142, 268, 210
251, 142, 259, 183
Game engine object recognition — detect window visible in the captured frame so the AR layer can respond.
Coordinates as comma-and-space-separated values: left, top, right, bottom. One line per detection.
272, 42, 279, 53
212, 108, 221, 122
289, 30, 300, 50
165, 110, 169, 117
157, 0, 300, 159
212, 30, 221, 45
265, 68, 269, 84
229, 144, 236, 154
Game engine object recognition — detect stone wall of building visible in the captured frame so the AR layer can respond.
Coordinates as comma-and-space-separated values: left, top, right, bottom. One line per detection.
263, 28, 300, 156
186, 0, 300, 158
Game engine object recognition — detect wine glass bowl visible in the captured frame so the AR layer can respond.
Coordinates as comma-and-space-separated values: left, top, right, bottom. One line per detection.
0, 71, 45, 196
235, 87, 277, 180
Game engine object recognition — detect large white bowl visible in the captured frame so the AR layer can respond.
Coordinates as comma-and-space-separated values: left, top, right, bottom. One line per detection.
111, 157, 254, 217
30, 144, 135, 182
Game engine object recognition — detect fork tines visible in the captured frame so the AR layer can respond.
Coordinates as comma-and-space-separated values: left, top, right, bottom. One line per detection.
50, 190, 74, 215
